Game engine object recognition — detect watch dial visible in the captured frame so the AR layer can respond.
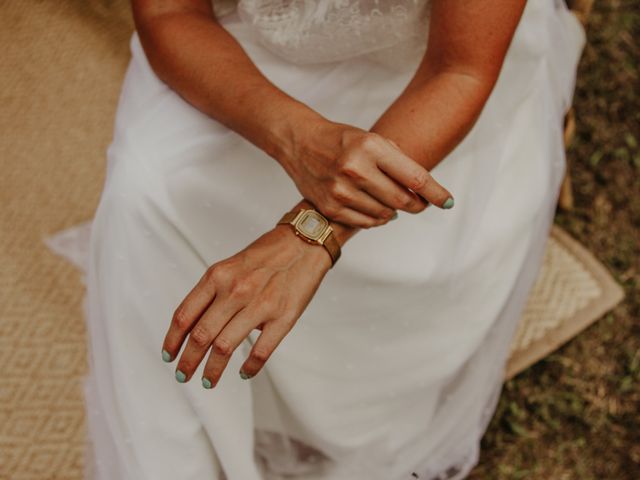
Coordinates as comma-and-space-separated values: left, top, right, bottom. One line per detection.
298, 212, 327, 239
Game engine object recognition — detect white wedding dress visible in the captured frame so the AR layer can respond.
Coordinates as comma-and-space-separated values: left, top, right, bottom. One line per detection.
45, 1, 586, 479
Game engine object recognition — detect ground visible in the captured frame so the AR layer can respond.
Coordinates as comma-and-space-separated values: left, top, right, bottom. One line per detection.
470, 1, 639, 478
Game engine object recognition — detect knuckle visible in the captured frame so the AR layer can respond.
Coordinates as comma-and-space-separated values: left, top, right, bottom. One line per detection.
259, 298, 279, 317
404, 197, 415, 209
393, 193, 413, 209
380, 208, 395, 219
250, 346, 272, 363
331, 184, 351, 203
405, 197, 421, 211
327, 180, 340, 195
229, 279, 253, 299
205, 263, 227, 284
360, 218, 377, 229
322, 203, 340, 219
271, 312, 298, 335
339, 157, 363, 178
189, 324, 211, 348
409, 170, 429, 191
337, 154, 354, 170
172, 306, 191, 331
213, 337, 233, 356
358, 133, 384, 154
331, 210, 349, 225
409, 203, 427, 214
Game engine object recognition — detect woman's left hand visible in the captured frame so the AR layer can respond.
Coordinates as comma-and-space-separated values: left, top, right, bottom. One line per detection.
161, 224, 332, 387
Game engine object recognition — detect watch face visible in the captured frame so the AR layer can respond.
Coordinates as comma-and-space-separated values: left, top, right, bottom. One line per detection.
296, 210, 329, 241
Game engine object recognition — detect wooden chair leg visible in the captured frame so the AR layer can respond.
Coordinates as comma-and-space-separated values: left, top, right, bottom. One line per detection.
559, 171, 575, 211
559, 108, 576, 210
557, 0, 593, 211
567, 0, 595, 26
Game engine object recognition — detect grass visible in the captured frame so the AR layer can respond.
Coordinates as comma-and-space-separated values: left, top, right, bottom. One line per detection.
470, 1, 639, 478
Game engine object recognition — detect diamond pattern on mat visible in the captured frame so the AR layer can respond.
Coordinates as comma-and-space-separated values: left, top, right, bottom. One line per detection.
13, 443, 74, 479
2, 410, 49, 445
510, 234, 602, 354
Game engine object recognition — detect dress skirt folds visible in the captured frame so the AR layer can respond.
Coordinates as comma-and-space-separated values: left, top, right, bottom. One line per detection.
50, 1, 586, 479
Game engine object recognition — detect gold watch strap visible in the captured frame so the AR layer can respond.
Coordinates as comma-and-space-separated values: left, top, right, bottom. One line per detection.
323, 232, 341, 266
277, 209, 341, 267
278, 210, 298, 225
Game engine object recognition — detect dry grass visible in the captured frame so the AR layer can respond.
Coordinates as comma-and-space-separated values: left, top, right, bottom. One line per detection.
470, 1, 640, 478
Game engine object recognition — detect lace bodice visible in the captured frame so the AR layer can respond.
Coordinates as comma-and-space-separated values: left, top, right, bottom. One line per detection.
212, 0, 431, 69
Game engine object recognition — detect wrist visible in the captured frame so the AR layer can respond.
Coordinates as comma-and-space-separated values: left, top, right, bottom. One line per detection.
259, 102, 330, 171
276, 199, 356, 270
281, 199, 360, 260
273, 223, 333, 271
295, 199, 359, 246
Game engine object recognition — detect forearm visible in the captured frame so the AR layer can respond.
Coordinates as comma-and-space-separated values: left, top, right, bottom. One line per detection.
373, 0, 526, 171
370, 71, 494, 171
131, 0, 324, 163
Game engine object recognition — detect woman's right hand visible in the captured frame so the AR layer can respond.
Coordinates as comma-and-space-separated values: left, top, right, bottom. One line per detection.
277, 120, 455, 228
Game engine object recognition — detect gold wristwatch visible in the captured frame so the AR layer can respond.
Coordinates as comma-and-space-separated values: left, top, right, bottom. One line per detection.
277, 208, 341, 267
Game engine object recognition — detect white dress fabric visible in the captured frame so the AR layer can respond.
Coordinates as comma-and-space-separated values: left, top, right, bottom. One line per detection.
45, 1, 586, 479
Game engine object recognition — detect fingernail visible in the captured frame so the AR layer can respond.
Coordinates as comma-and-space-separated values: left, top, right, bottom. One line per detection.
202, 377, 213, 389
390, 212, 398, 221
161, 349, 172, 363
239, 370, 253, 380
175, 370, 187, 383
443, 197, 455, 209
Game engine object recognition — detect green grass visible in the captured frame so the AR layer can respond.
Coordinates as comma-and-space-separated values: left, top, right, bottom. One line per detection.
470, 1, 640, 478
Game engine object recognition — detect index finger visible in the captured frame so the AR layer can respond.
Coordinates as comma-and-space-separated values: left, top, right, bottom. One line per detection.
376, 148, 455, 209
162, 269, 217, 363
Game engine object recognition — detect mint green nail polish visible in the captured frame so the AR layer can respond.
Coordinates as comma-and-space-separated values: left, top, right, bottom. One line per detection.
202, 377, 213, 389
390, 212, 398, 220
161, 349, 172, 363
175, 370, 187, 383
239, 370, 252, 380
443, 197, 455, 209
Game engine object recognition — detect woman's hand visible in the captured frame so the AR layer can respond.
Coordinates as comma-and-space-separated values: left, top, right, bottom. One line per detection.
278, 120, 455, 229
161, 224, 332, 387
